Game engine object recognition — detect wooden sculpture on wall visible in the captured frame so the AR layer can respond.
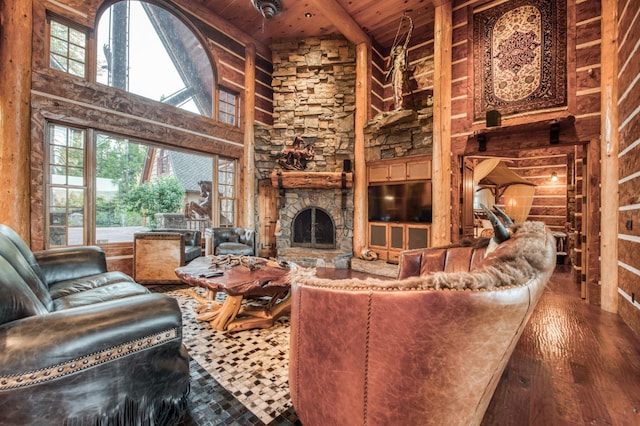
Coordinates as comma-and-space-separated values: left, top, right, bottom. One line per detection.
276, 135, 315, 171
386, 12, 413, 111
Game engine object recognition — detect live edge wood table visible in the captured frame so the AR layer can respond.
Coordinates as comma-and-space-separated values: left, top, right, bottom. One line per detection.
175, 256, 291, 332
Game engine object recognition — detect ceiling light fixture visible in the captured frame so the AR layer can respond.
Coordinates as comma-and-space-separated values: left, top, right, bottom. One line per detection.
251, 0, 283, 19
304, 12, 312, 18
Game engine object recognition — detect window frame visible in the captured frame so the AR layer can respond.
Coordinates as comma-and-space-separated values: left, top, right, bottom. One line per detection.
46, 14, 91, 79
217, 86, 240, 127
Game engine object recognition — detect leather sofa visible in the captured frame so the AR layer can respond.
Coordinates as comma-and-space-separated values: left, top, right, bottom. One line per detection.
288, 221, 557, 426
133, 228, 201, 284
0, 224, 190, 425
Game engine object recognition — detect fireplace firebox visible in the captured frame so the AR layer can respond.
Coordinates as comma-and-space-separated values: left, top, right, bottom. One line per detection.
292, 207, 335, 248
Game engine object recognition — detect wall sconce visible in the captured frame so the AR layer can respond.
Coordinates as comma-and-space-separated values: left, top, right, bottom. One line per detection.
477, 134, 487, 152
550, 171, 558, 182
550, 123, 560, 144
251, 0, 283, 19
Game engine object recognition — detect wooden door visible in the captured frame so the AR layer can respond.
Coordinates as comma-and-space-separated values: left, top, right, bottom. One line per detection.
257, 179, 277, 258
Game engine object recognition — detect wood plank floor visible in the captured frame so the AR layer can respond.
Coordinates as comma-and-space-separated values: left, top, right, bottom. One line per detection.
482, 265, 640, 426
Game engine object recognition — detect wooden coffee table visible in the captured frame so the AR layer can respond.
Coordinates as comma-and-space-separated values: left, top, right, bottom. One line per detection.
175, 256, 291, 332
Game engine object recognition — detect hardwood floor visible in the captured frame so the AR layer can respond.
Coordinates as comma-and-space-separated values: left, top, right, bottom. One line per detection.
482, 265, 640, 426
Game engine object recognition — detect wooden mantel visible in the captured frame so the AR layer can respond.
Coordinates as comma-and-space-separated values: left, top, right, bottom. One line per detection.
270, 171, 353, 189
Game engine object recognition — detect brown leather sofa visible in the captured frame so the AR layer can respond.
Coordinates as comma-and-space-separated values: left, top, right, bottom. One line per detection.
0, 224, 189, 425
288, 221, 556, 426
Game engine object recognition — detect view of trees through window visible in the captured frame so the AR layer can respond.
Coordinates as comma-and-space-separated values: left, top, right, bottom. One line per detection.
47, 123, 236, 247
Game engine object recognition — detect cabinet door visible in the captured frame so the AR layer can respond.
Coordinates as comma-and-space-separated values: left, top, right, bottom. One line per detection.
369, 223, 388, 247
368, 164, 390, 182
407, 225, 430, 250
388, 163, 407, 181
406, 160, 432, 180
389, 224, 404, 250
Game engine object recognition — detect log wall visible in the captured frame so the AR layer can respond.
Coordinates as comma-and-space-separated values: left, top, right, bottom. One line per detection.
616, 0, 640, 333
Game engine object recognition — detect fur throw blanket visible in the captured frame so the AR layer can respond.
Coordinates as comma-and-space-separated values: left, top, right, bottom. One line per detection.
287, 221, 556, 291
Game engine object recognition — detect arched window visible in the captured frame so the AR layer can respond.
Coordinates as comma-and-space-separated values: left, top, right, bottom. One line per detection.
96, 1, 214, 117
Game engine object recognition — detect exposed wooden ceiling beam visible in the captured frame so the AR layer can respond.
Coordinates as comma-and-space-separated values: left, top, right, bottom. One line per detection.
307, 0, 370, 45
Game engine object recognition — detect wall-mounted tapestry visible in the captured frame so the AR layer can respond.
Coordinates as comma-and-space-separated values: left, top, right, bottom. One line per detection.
472, 0, 567, 122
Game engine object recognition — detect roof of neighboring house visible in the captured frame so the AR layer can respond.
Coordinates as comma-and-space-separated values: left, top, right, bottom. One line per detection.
169, 151, 212, 192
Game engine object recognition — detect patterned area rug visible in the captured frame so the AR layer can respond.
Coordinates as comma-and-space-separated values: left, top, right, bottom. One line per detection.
167, 288, 293, 424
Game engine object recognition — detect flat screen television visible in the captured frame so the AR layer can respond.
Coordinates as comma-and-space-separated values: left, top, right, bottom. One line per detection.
368, 181, 432, 223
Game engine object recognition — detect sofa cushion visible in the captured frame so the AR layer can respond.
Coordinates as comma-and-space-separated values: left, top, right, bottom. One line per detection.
216, 242, 253, 256
49, 271, 138, 299
52, 281, 150, 310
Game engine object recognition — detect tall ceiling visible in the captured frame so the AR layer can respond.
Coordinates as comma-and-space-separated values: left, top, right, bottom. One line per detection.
194, 0, 435, 52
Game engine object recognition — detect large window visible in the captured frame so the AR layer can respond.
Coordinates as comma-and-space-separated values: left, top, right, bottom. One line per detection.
96, 0, 214, 116
49, 18, 87, 78
46, 123, 237, 247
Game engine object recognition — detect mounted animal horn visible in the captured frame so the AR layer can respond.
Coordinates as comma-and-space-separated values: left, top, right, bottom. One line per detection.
480, 203, 510, 244
492, 205, 514, 226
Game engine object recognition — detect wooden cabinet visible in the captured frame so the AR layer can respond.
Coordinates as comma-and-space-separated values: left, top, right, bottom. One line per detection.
406, 158, 431, 180
368, 222, 431, 263
367, 155, 431, 182
366, 155, 433, 262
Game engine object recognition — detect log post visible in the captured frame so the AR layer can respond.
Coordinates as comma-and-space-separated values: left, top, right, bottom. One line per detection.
242, 43, 257, 230
599, 0, 618, 312
0, 0, 33, 240
353, 42, 371, 257
432, 1, 453, 246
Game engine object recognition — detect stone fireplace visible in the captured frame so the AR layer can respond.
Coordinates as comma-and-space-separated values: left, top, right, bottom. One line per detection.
254, 36, 356, 268
275, 187, 352, 268
253, 35, 433, 268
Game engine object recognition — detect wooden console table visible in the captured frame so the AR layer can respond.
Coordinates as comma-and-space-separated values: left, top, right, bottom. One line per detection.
175, 257, 291, 332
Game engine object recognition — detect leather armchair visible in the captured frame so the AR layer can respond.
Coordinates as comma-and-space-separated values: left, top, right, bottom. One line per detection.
0, 224, 189, 425
288, 221, 556, 426
209, 227, 255, 256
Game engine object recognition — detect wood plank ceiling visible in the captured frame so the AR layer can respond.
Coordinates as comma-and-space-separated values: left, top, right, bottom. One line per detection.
195, 0, 435, 52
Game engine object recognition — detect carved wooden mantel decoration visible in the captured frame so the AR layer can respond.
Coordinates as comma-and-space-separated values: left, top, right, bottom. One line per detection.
270, 171, 353, 189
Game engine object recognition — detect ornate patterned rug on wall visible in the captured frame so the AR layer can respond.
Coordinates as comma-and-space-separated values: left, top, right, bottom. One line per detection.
472, 0, 567, 122
168, 288, 293, 424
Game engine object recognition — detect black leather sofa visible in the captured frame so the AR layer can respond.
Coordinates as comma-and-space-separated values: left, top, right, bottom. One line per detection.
0, 224, 190, 425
